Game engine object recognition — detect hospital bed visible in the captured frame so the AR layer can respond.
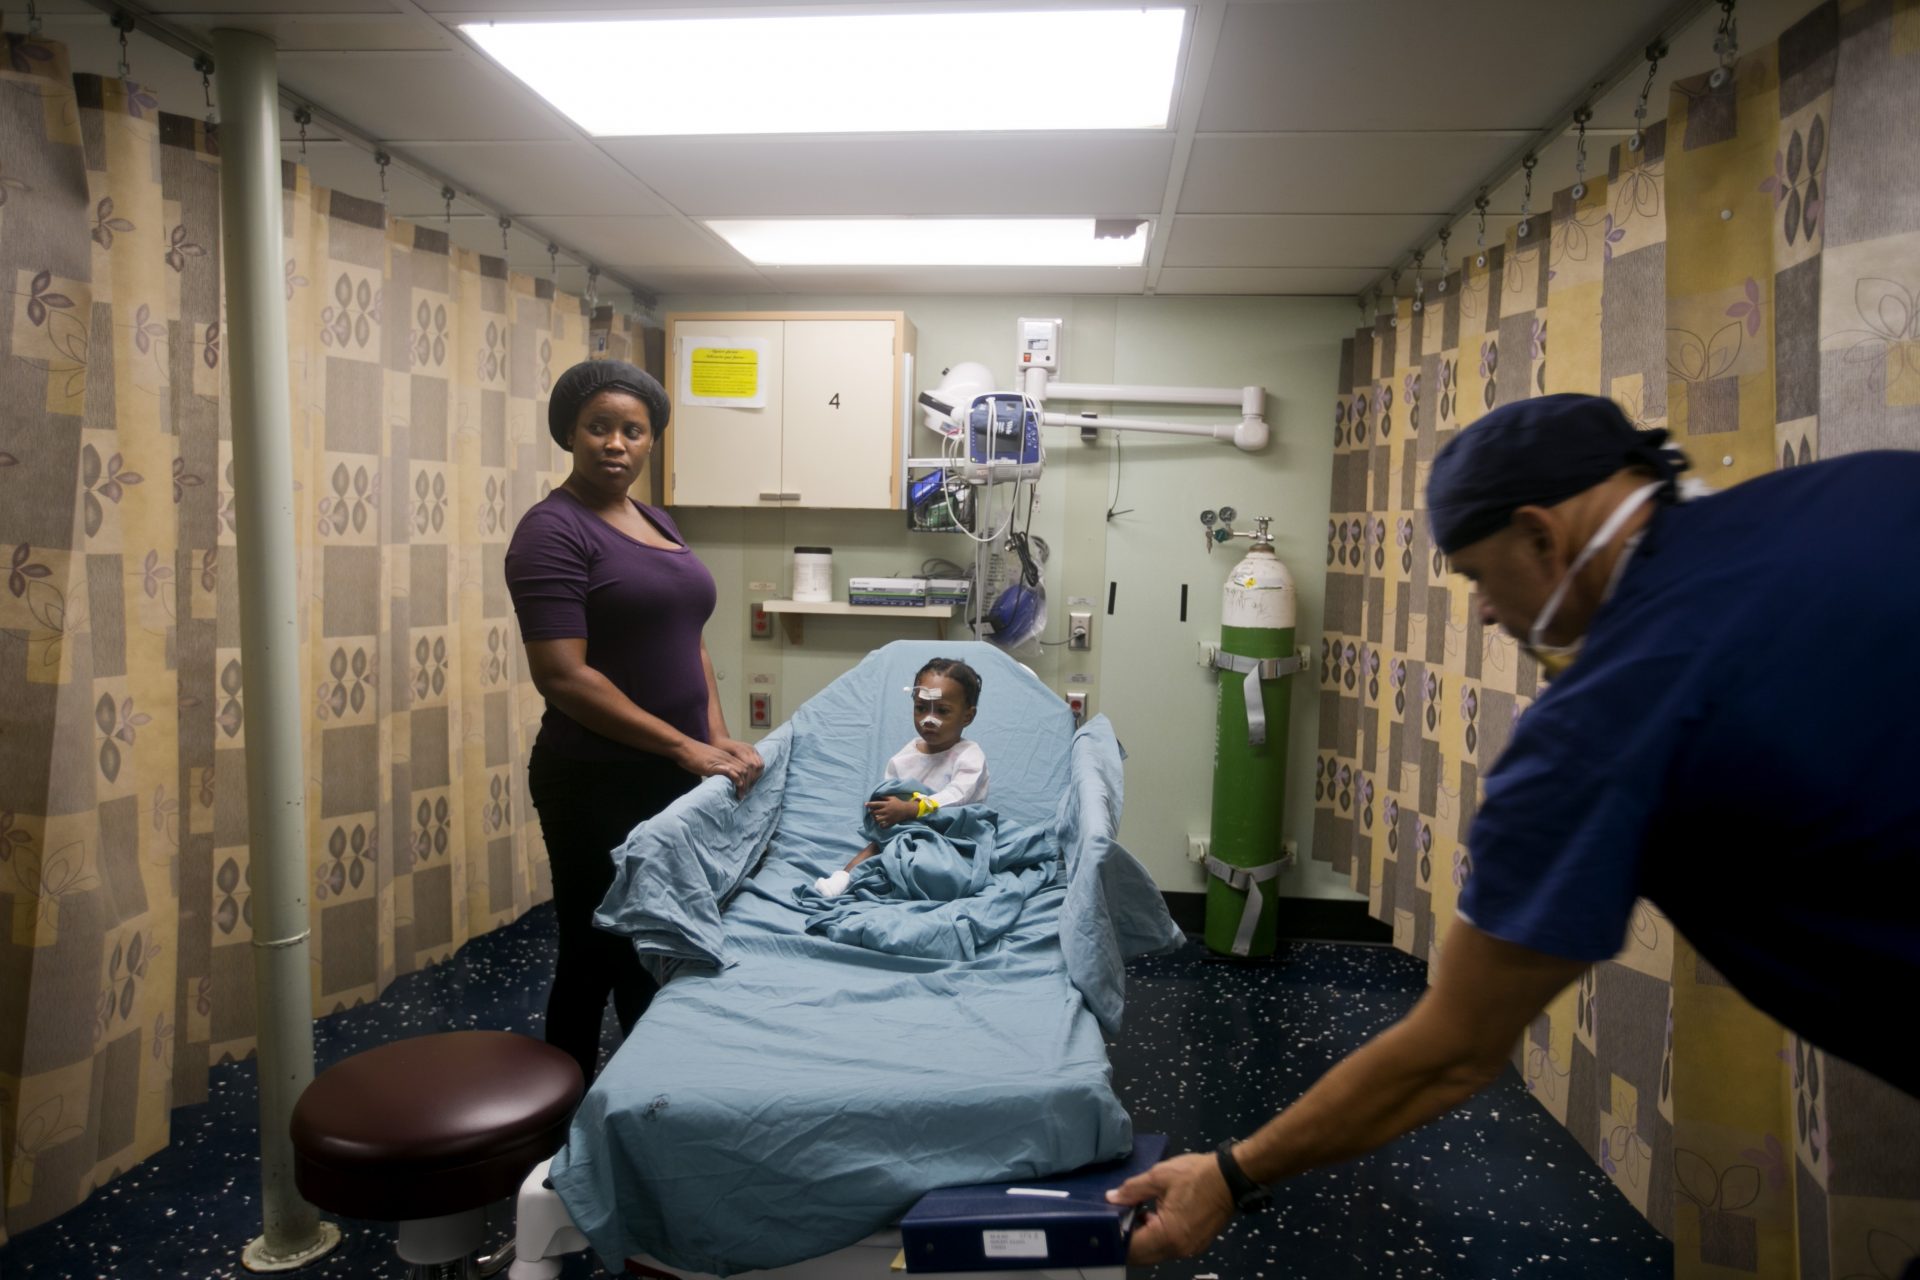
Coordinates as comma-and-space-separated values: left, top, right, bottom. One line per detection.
506, 641, 1183, 1279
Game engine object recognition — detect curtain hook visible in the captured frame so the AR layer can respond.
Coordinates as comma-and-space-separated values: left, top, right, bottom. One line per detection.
1516, 153, 1537, 240
585, 266, 600, 312
374, 150, 391, 199
111, 10, 135, 81
1571, 106, 1592, 199
196, 53, 215, 127
1436, 226, 1451, 294
1387, 270, 1401, 327
28, 0, 43, 36
293, 105, 312, 157
1630, 41, 1666, 152
441, 185, 455, 224
499, 216, 511, 255
1710, 0, 1739, 88
1474, 191, 1490, 268
547, 242, 559, 284
1411, 250, 1426, 313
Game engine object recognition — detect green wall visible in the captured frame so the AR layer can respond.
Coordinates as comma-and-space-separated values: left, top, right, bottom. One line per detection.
661, 291, 1357, 900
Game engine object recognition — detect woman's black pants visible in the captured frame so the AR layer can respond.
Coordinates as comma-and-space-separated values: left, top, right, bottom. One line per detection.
527, 742, 697, 1083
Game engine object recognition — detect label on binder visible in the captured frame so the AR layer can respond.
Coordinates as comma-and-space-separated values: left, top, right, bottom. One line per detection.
982, 1231, 1047, 1260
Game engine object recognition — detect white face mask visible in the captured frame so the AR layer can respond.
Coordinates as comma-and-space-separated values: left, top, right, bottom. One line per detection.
1525, 481, 1664, 678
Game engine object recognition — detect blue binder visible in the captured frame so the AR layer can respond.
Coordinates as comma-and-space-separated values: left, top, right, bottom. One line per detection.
898, 1135, 1167, 1273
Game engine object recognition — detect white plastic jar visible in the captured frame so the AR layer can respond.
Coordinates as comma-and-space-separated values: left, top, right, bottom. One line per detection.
792, 547, 834, 602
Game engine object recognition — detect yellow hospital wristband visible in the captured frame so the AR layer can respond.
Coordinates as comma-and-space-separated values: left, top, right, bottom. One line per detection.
914, 793, 939, 818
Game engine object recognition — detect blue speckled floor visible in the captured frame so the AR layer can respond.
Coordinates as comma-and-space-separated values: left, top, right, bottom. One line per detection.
1117, 943, 1669, 1279
0, 910, 1669, 1279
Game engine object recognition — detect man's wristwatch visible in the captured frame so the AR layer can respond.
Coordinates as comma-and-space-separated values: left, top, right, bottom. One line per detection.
1214, 1139, 1272, 1214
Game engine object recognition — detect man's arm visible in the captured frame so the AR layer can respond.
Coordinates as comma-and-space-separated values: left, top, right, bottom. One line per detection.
1109, 922, 1586, 1264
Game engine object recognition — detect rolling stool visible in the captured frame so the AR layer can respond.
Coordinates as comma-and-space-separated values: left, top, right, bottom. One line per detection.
291, 1030, 583, 1278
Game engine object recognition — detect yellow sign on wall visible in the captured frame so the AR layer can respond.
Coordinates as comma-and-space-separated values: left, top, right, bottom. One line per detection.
689, 346, 760, 400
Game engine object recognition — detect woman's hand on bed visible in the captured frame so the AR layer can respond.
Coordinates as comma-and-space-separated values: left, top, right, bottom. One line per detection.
713, 738, 764, 791
1106, 1152, 1234, 1264
674, 739, 759, 796
865, 796, 920, 829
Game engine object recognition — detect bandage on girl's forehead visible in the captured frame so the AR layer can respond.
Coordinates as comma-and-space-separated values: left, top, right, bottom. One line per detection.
905, 684, 944, 703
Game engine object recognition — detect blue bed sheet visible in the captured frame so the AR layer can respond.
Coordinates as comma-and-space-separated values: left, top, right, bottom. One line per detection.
547, 642, 1182, 1276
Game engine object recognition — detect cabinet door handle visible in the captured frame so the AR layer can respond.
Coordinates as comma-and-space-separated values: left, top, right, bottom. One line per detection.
759, 491, 802, 502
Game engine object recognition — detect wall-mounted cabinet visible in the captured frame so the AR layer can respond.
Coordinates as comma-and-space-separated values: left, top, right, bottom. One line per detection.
663, 312, 915, 510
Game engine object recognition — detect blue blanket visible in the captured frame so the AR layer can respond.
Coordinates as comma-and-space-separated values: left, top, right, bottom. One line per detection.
548, 642, 1182, 1276
798, 780, 1055, 961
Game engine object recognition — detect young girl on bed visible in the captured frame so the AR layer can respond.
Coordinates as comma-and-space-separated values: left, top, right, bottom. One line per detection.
813, 658, 989, 897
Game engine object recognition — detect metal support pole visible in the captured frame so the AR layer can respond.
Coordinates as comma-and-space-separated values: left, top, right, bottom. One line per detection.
212, 27, 342, 1273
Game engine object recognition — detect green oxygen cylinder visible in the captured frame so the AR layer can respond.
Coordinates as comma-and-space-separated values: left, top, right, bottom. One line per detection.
1205, 535, 1297, 957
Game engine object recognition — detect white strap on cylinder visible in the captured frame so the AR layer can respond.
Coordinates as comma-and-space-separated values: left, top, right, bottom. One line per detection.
1209, 651, 1305, 747
1204, 855, 1286, 956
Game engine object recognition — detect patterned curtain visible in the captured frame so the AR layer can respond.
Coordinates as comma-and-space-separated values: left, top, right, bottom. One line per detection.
1312, 3, 1920, 1276
0, 34, 581, 1240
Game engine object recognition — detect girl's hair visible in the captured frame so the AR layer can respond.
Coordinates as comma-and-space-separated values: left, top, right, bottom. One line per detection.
914, 658, 982, 708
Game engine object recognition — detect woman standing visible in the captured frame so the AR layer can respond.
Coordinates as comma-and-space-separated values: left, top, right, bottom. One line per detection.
506, 359, 762, 1083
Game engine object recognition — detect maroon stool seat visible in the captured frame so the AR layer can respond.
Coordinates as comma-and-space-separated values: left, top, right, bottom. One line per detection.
291, 1030, 582, 1222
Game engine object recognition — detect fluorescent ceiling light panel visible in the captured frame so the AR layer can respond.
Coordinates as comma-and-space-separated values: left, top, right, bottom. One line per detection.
460, 9, 1184, 136
705, 218, 1149, 267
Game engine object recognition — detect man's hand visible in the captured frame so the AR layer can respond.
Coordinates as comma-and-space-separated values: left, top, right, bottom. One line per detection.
864, 796, 920, 829
1106, 1152, 1235, 1265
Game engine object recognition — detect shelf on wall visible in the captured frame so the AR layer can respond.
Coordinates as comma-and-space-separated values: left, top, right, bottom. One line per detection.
760, 598, 955, 644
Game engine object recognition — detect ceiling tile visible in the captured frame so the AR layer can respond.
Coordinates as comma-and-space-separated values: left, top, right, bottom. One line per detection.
1153, 266, 1381, 296
277, 51, 572, 141
1200, 0, 1676, 133
524, 216, 746, 270
1180, 133, 1528, 214
152, 14, 452, 51
401, 142, 669, 216
600, 134, 1173, 217
1164, 214, 1439, 268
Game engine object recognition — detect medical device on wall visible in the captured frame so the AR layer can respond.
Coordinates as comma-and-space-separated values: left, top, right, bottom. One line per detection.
1197, 506, 1306, 958
1017, 317, 1270, 452
904, 319, 1273, 650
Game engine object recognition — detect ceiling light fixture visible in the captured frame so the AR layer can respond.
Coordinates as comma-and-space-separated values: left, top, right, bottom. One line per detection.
705, 218, 1150, 267
461, 9, 1185, 136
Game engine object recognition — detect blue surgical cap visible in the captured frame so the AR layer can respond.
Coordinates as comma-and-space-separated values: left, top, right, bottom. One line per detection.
1426, 394, 1689, 554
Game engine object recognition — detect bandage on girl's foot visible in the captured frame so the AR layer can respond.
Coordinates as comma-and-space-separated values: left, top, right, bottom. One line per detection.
814, 869, 852, 897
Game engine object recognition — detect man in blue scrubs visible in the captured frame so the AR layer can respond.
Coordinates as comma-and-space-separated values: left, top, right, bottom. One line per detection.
1112, 394, 1920, 1264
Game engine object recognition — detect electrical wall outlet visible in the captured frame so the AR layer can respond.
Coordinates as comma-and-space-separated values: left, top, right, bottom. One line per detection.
1068, 611, 1092, 650
1196, 638, 1219, 667
1064, 690, 1087, 726
749, 692, 772, 729
1282, 838, 1299, 868
750, 603, 772, 639
1186, 834, 1210, 864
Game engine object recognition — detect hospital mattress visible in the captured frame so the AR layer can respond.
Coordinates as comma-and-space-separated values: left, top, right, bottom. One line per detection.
546, 642, 1182, 1277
